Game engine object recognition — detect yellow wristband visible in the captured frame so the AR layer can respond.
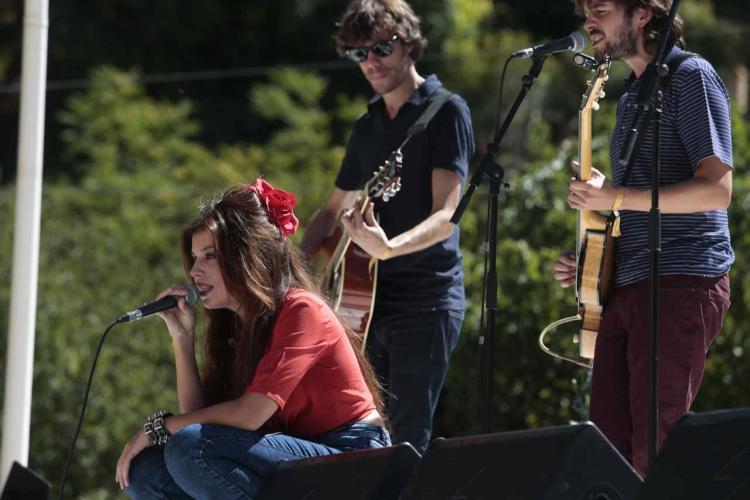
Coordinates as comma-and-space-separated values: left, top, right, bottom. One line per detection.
612, 189, 625, 214
380, 245, 393, 261
611, 189, 625, 238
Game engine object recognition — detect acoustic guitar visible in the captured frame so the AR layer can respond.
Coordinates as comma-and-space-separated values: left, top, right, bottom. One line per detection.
539, 58, 614, 368
316, 151, 403, 343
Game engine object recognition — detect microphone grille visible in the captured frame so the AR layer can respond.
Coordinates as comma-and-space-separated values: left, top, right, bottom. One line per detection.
182, 284, 200, 306
570, 31, 588, 52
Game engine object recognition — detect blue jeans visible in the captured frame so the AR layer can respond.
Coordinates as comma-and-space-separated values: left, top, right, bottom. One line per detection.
366, 309, 463, 453
125, 422, 390, 499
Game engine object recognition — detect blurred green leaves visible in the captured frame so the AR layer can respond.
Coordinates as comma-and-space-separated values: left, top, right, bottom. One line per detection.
0, 2, 749, 497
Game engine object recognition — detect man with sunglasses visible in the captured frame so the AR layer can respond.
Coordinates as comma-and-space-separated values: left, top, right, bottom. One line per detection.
301, 0, 474, 453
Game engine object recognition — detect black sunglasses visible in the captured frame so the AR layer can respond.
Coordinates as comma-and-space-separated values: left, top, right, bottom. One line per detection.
344, 35, 400, 63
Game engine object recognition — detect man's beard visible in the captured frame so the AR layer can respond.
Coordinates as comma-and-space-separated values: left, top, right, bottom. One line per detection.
594, 22, 639, 60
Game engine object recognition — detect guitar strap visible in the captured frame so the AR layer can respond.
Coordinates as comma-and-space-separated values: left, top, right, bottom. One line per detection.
364, 88, 451, 274
396, 87, 453, 151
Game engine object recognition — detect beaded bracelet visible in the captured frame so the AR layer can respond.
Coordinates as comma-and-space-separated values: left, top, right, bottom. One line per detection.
143, 410, 173, 445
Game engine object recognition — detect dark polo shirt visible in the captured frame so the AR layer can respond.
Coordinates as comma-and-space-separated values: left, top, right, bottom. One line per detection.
335, 75, 474, 311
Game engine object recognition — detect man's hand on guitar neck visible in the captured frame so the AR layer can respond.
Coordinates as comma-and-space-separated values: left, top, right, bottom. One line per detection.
341, 201, 393, 260
568, 164, 619, 211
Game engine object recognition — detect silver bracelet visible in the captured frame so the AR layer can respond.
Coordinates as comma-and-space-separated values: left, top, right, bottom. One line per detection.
144, 410, 173, 445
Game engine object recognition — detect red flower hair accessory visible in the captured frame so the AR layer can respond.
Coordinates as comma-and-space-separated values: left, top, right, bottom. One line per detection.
244, 179, 299, 237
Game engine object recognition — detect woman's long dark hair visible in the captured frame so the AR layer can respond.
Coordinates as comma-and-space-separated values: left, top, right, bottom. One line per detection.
180, 184, 384, 417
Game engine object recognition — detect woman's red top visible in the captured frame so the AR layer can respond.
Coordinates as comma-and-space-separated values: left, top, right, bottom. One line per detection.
246, 289, 376, 437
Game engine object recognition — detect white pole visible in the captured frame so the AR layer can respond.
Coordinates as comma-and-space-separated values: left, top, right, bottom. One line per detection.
1, 0, 49, 486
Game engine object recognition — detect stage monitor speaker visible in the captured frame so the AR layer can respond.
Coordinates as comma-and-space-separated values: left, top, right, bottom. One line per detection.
399, 422, 642, 500
256, 443, 420, 500
637, 408, 750, 500
0, 461, 49, 500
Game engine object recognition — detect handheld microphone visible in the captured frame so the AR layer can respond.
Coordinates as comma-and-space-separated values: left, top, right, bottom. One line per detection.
117, 285, 200, 323
512, 31, 587, 59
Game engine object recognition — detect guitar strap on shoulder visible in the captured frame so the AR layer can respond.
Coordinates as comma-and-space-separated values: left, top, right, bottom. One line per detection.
619, 51, 699, 188
396, 87, 452, 151
661, 51, 699, 89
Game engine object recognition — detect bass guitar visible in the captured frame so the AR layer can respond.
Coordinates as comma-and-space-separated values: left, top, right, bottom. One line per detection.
316, 151, 402, 343
539, 57, 615, 368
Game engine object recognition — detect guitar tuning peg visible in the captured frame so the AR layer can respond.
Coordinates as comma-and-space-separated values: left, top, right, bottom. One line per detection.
586, 80, 591, 86
603, 75, 610, 81
592, 102, 600, 111
598, 91, 606, 99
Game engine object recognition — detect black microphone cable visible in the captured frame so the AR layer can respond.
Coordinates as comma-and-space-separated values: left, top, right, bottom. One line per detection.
494, 55, 514, 137
58, 319, 119, 500
57, 286, 197, 498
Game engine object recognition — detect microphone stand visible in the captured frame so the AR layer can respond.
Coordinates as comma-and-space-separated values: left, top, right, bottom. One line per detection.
452, 55, 547, 433
615, 0, 682, 471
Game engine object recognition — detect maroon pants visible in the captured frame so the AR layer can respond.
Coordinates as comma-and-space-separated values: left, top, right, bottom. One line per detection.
589, 274, 730, 477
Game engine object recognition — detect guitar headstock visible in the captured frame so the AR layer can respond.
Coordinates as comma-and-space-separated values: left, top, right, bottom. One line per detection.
580, 56, 611, 113
365, 149, 403, 202
577, 56, 610, 182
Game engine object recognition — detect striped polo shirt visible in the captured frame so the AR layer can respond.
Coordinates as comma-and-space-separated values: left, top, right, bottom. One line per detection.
610, 46, 734, 286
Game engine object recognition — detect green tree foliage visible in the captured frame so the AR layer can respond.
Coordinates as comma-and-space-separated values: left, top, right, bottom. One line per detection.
22, 68, 245, 498
243, 67, 355, 215
680, 0, 747, 68
697, 105, 750, 410
0, 65, 365, 497
1, 1, 749, 498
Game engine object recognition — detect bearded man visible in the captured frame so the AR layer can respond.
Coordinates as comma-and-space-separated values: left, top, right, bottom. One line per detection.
554, 0, 733, 476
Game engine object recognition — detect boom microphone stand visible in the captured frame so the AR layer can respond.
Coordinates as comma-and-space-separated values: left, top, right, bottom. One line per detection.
452, 55, 547, 433
615, 0, 682, 471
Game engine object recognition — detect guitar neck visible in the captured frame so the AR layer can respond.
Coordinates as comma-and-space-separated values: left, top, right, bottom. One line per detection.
577, 106, 609, 232
575, 94, 609, 295
576, 103, 593, 298
578, 107, 593, 182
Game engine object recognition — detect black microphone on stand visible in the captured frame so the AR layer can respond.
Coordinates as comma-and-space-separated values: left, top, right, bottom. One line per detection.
512, 31, 587, 59
117, 285, 200, 323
